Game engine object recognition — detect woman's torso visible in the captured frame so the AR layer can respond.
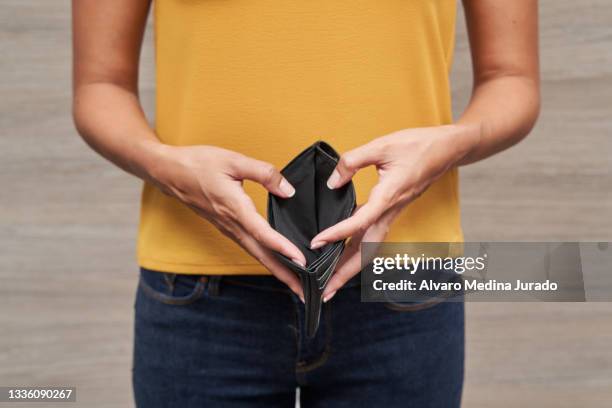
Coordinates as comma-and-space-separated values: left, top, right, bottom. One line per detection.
139, 0, 461, 274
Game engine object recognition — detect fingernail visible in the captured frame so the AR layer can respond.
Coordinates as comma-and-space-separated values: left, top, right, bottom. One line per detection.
323, 291, 337, 303
299, 294, 305, 304
327, 170, 340, 189
291, 258, 306, 268
279, 178, 295, 197
310, 240, 327, 250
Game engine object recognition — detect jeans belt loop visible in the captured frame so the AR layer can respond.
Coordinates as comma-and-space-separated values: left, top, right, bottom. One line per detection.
163, 273, 177, 293
207, 275, 222, 297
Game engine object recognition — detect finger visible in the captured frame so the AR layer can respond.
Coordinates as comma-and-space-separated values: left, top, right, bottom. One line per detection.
233, 196, 307, 266
237, 232, 304, 299
327, 141, 383, 189
322, 229, 365, 300
186, 200, 304, 297
310, 191, 389, 248
323, 213, 391, 298
324, 253, 362, 301
312, 178, 398, 247
232, 156, 295, 198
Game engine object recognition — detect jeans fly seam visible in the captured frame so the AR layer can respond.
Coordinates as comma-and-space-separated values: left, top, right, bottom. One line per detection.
295, 301, 333, 374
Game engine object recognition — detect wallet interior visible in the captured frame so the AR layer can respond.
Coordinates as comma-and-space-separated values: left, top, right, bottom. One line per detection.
268, 141, 356, 267
268, 141, 356, 337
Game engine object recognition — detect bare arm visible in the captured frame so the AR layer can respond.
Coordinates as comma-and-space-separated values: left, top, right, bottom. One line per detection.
72, 0, 306, 295
72, 0, 160, 181
457, 0, 540, 164
313, 0, 541, 300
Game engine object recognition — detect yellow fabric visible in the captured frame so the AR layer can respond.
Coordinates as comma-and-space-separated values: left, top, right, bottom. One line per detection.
139, 0, 462, 275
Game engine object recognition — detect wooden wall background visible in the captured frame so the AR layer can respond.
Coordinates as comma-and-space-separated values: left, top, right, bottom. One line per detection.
1, 1, 610, 406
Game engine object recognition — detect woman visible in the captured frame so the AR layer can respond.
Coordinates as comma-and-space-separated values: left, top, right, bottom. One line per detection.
73, 1, 539, 406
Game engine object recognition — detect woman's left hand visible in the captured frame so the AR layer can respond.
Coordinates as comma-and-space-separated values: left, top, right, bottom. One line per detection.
311, 124, 481, 301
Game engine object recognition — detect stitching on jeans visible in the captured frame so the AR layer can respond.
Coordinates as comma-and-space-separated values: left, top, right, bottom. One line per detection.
293, 299, 305, 385
221, 278, 292, 294
296, 301, 333, 373
163, 273, 176, 293
383, 297, 445, 312
139, 275, 208, 305
208, 276, 222, 297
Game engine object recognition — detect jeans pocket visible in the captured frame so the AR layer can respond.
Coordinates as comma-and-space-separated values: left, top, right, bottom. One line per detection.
138, 268, 208, 306
383, 297, 444, 312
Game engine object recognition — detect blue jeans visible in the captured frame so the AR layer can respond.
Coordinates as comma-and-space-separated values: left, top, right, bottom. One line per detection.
133, 268, 464, 407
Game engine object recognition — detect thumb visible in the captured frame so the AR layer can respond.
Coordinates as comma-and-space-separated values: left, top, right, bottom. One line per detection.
233, 157, 295, 198
327, 142, 382, 189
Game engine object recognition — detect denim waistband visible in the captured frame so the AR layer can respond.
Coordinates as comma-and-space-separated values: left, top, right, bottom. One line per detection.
140, 268, 361, 294
223, 273, 361, 291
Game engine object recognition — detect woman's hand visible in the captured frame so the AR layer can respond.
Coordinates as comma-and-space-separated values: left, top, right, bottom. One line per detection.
311, 0, 541, 301
311, 125, 481, 301
148, 144, 307, 298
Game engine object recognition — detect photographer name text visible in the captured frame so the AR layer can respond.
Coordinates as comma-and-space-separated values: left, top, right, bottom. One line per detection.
372, 279, 558, 292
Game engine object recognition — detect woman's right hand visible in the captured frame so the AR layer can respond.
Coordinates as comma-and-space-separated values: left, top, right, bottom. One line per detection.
146, 143, 307, 299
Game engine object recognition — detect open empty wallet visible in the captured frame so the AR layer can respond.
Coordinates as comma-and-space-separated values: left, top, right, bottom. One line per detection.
267, 141, 356, 337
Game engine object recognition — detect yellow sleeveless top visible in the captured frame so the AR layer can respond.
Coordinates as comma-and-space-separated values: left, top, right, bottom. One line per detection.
138, 0, 461, 274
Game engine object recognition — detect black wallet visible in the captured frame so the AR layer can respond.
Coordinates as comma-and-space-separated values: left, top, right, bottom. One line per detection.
267, 141, 356, 337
